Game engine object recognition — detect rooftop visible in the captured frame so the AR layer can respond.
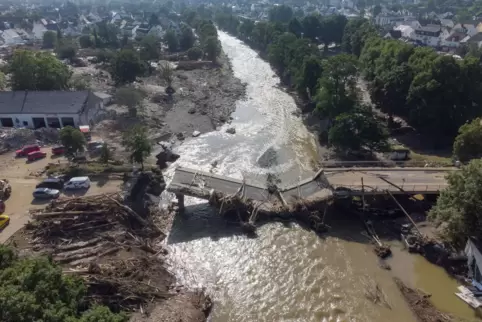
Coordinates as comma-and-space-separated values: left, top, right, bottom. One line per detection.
416, 24, 441, 33
0, 91, 90, 114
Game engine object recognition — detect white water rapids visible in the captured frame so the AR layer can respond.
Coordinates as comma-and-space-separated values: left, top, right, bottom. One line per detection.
161, 31, 416, 322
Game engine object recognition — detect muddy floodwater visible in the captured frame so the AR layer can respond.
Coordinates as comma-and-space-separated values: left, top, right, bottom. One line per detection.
163, 31, 478, 321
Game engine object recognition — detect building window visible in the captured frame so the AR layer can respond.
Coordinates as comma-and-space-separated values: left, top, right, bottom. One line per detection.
23, 121, 28, 127
61, 117, 75, 127
0, 118, 13, 127
46, 117, 61, 128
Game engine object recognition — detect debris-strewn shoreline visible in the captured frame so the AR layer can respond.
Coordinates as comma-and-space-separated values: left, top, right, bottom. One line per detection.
6, 172, 212, 322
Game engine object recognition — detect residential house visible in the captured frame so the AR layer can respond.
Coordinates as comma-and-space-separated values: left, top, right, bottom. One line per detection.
464, 32, 482, 48
442, 30, 465, 48
465, 238, 482, 290
394, 24, 415, 39
440, 18, 455, 29
413, 24, 442, 47
0, 29, 24, 46
122, 25, 139, 39
32, 22, 47, 40
453, 22, 479, 37
0, 91, 106, 129
148, 25, 164, 38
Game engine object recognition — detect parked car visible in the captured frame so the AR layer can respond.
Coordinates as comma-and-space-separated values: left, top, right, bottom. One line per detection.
16, 144, 40, 157
51, 145, 65, 155
64, 177, 91, 190
27, 150, 47, 162
87, 140, 104, 151
0, 214, 9, 229
36, 178, 64, 190
32, 188, 60, 199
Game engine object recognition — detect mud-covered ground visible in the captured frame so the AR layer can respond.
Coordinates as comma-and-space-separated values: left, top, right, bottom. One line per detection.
89, 52, 245, 161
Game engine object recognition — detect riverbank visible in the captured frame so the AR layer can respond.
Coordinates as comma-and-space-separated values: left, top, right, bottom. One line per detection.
79, 49, 245, 162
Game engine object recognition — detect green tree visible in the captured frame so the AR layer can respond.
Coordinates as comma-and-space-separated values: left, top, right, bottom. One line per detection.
9, 50, 72, 90
159, 63, 174, 89
319, 15, 347, 48
179, 25, 196, 51
315, 54, 359, 119
204, 36, 221, 63
429, 160, 482, 247
56, 43, 77, 61
295, 55, 323, 98
453, 118, 482, 162
122, 125, 152, 170
42, 30, 57, 48
79, 35, 93, 48
115, 86, 145, 117
288, 17, 303, 38
112, 49, 143, 84
187, 46, 203, 60
148, 13, 160, 27
373, 5, 382, 17
328, 108, 389, 153
0, 71, 6, 90
269, 5, 293, 23
99, 143, 111, 163
302, 15, 321, 42
0, 245, 126, 322
59, 126, 86, 157
139, 35, 160, 61
163, 29, 179, 52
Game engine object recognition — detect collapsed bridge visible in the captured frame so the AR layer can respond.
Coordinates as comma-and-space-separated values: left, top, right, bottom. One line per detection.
167, 166, 454, 210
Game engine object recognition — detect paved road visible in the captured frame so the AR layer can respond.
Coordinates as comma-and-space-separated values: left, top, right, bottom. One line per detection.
325, 169, 450, 194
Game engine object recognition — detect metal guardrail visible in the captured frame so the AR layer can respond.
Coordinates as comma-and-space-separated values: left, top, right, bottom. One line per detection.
318, 160, 453, 168
331, 184, 446, 192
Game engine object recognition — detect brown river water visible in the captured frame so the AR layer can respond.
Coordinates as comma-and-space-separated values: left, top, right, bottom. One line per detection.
162, 31, 480, 322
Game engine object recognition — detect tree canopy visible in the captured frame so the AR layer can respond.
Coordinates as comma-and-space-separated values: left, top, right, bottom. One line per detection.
42, 30, 57, 49
112, 49, 144, 84
453, 118, 482, 162
163, 29, 179, 52
269, 5, 293, 23
0, 246, 126, 322
9, 50, 72, 90
429, 160, 482, 247
122, 125, 152, 170
329, 108, 389, 153
60, 126, 86, 157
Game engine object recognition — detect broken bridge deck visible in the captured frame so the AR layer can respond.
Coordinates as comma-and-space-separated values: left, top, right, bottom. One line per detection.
167, 167, 455, 209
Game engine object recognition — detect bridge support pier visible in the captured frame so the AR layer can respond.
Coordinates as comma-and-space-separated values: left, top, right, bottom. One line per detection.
175, 193, 185, 212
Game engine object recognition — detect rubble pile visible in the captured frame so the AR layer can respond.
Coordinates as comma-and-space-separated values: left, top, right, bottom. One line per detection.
0, 127, 60, 152
25, 193, 171, 312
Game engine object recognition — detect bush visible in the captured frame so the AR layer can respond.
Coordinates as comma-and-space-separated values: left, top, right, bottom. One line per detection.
0, 245, 127, 322
187, 47, 203, 60
79, 35, 93, 48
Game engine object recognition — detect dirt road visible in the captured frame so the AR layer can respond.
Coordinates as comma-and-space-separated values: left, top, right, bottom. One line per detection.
0, 150, 123, 243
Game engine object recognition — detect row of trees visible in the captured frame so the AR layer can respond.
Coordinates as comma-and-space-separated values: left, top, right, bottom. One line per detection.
215, 10, 388, 154
344, 17, 482, 143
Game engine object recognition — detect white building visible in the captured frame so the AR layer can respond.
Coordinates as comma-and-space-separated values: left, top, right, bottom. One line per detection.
0, 91, 106, 129
413, 25, 442, 47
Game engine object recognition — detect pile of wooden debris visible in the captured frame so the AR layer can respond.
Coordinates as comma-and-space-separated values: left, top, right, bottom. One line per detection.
23, 193, 172, 313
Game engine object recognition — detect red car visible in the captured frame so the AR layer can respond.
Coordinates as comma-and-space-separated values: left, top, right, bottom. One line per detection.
27, 150, 47, 162
16, 144, 40, 157
51, 145, 65, 155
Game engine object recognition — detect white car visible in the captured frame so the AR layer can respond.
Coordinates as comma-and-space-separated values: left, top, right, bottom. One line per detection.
64, 177, 91, 190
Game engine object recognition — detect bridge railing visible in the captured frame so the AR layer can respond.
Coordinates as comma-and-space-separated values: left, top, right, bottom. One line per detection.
331, 184, 447, 193
318, 160, 454, 168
